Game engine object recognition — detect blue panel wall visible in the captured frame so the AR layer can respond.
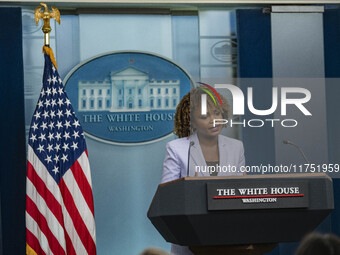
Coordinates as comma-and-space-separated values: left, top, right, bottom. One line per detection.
236, 9, 276, 167
324, 8, 340, 238
55, 14, 199, 254
0, 6, 338, 255
0, 7, 26, 255
236, 9, 278, 255
237, 7, 340, 255
172, 14, 200, 80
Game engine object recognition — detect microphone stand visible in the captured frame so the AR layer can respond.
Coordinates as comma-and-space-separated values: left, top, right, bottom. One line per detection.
187, 141, 195, 177
283, 140, 310, 164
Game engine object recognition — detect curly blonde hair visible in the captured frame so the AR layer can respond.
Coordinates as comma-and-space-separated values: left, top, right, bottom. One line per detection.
174, 86, 230, 138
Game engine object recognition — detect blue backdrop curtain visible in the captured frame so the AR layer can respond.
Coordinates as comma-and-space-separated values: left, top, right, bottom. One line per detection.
324, 8, 340, 238
237, 7, 340, 255
0, 7, 26, 255
236, 9, 276, 168
236, 9, 279, 255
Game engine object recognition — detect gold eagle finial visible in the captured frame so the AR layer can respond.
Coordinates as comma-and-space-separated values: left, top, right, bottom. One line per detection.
34, 2, 60, 34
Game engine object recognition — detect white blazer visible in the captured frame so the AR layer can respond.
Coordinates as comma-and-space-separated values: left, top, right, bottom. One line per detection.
160, 133, 245, 255
161, 132, 245, 183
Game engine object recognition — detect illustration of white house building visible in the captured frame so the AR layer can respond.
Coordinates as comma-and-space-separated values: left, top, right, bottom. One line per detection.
78, 67, 180, 112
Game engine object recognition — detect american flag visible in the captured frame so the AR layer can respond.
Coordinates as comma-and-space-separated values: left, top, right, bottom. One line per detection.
26, 48, 96, 255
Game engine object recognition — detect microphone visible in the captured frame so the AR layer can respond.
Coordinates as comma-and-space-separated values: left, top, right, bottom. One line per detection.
282, 140, 310, 164
187, 141, 195, 177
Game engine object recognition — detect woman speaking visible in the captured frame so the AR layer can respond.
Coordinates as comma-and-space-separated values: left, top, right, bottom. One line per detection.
161, 86, 245, 255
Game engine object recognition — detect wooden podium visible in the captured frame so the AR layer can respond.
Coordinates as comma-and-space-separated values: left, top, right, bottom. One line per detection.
147, 173, 333, 255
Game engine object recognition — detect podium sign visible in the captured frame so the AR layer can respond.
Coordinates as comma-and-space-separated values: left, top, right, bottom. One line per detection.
207, 181, 309, 210
148, 173, 333, 246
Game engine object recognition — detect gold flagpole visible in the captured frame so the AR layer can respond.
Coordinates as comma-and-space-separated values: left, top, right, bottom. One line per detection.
34, 2, 60, 69
34, 2, 60, 46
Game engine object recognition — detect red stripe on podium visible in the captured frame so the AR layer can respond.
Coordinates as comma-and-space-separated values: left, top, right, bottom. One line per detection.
213, 194, 304, 199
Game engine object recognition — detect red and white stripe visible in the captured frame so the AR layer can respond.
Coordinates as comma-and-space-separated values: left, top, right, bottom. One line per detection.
26, 145, 96, 255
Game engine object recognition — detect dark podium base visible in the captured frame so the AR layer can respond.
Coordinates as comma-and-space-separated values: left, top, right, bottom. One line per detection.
189, 243, 277, 255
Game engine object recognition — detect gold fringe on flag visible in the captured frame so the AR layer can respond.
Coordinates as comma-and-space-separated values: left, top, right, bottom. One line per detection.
26, 244, 38, 255
42, 46, 58, 69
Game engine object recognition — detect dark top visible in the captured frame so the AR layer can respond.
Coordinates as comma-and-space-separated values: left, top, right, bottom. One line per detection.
206, 161, 219, 176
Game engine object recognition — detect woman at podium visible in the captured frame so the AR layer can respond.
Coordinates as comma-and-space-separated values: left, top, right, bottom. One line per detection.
161, 86, 245, 255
